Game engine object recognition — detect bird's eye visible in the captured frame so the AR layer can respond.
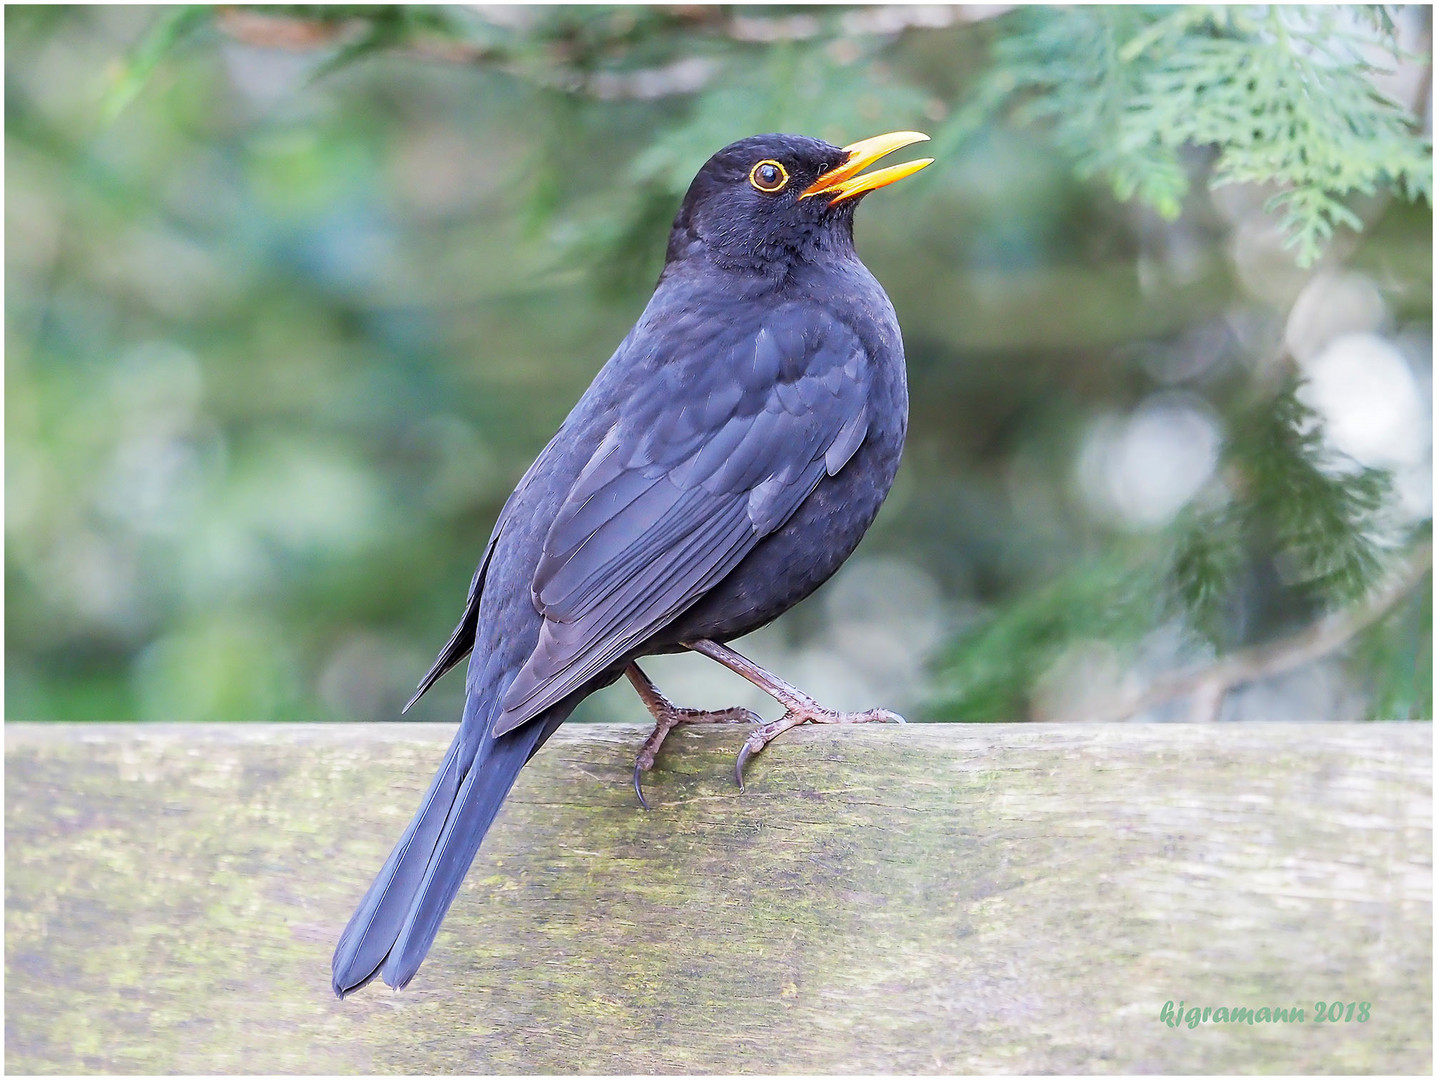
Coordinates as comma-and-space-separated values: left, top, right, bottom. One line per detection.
749, 160, 789, 193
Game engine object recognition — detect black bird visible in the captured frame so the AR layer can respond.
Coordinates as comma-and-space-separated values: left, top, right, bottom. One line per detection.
332, 131, 932, 996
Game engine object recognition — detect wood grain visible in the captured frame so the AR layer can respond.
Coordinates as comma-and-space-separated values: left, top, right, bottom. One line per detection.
6, 722, 1431, 1073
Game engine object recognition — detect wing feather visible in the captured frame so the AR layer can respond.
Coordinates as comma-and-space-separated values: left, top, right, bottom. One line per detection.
492, 303, 872, 736
401, 422, 573, 712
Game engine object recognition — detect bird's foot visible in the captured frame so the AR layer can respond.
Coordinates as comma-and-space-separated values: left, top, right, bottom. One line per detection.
679, 640, 907, 794
627, 664, 759, 809
634, 703, 760, 809
734, 703, 905, 793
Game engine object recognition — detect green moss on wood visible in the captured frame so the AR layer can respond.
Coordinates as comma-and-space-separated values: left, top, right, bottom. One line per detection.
5, 722, 1432, 1073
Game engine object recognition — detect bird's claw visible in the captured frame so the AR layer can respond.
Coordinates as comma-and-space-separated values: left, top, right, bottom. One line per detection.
633, 762, 651, 811
734, 739, 760, 793
630, 699, 761, 808
732, 705, 905, 793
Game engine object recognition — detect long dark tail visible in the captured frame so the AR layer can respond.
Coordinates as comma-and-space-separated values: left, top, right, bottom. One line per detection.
331, 697, 566, 997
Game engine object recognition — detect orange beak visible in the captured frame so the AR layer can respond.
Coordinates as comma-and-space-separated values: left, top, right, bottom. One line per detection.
801, 130, 933, 203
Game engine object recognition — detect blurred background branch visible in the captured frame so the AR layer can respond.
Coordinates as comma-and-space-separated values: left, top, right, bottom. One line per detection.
1107, 540, 1432, 723
106, 4, 1431, 261
6, 5, 1432, 726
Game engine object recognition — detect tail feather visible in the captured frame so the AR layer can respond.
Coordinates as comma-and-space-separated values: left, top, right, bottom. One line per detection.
331, 730, 469, 996
332, 698, 569, 998
380, 714, 558, 989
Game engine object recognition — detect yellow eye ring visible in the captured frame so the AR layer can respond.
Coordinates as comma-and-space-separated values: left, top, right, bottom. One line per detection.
749, 160, 789, 193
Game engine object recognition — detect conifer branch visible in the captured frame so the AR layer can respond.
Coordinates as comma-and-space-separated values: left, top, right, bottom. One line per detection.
208, 5, 989, 101
1105, 544, 1433, 723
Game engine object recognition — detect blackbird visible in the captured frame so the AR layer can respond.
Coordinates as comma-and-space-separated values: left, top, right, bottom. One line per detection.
332, 130, 932, 996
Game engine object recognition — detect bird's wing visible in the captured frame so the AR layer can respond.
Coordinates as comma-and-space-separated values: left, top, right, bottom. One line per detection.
403, 426, 571, 712
491, 302, 872, 736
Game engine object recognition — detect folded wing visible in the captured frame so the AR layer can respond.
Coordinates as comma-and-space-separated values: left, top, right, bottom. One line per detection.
491, 302, 871, 736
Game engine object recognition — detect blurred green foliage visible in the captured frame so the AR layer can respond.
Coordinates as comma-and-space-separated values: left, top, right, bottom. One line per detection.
6, 5, 1432, 726
968, 5, 1432, 263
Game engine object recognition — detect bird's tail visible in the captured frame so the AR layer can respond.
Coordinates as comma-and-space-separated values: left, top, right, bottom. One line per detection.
331, 696, 564, 997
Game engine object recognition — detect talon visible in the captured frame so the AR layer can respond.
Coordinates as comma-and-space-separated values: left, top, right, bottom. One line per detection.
633, 762, 650, 810
734, 740, 756, 793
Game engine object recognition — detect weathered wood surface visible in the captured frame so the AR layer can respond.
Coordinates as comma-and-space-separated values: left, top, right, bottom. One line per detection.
5, 722, 1431, 1074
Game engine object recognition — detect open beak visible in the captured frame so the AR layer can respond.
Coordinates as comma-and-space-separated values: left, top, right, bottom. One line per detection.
801, 130, 933, 204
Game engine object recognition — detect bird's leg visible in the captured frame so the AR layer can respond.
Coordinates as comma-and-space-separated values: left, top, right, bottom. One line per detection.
626, 663, 761, 809
683, 638, 905, 791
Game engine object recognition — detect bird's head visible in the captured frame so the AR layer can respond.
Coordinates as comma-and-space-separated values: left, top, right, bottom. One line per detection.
665, 131, 932, 274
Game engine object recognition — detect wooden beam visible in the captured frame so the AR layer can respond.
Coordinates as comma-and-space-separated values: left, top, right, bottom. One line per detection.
5, 722, 1431, 1073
